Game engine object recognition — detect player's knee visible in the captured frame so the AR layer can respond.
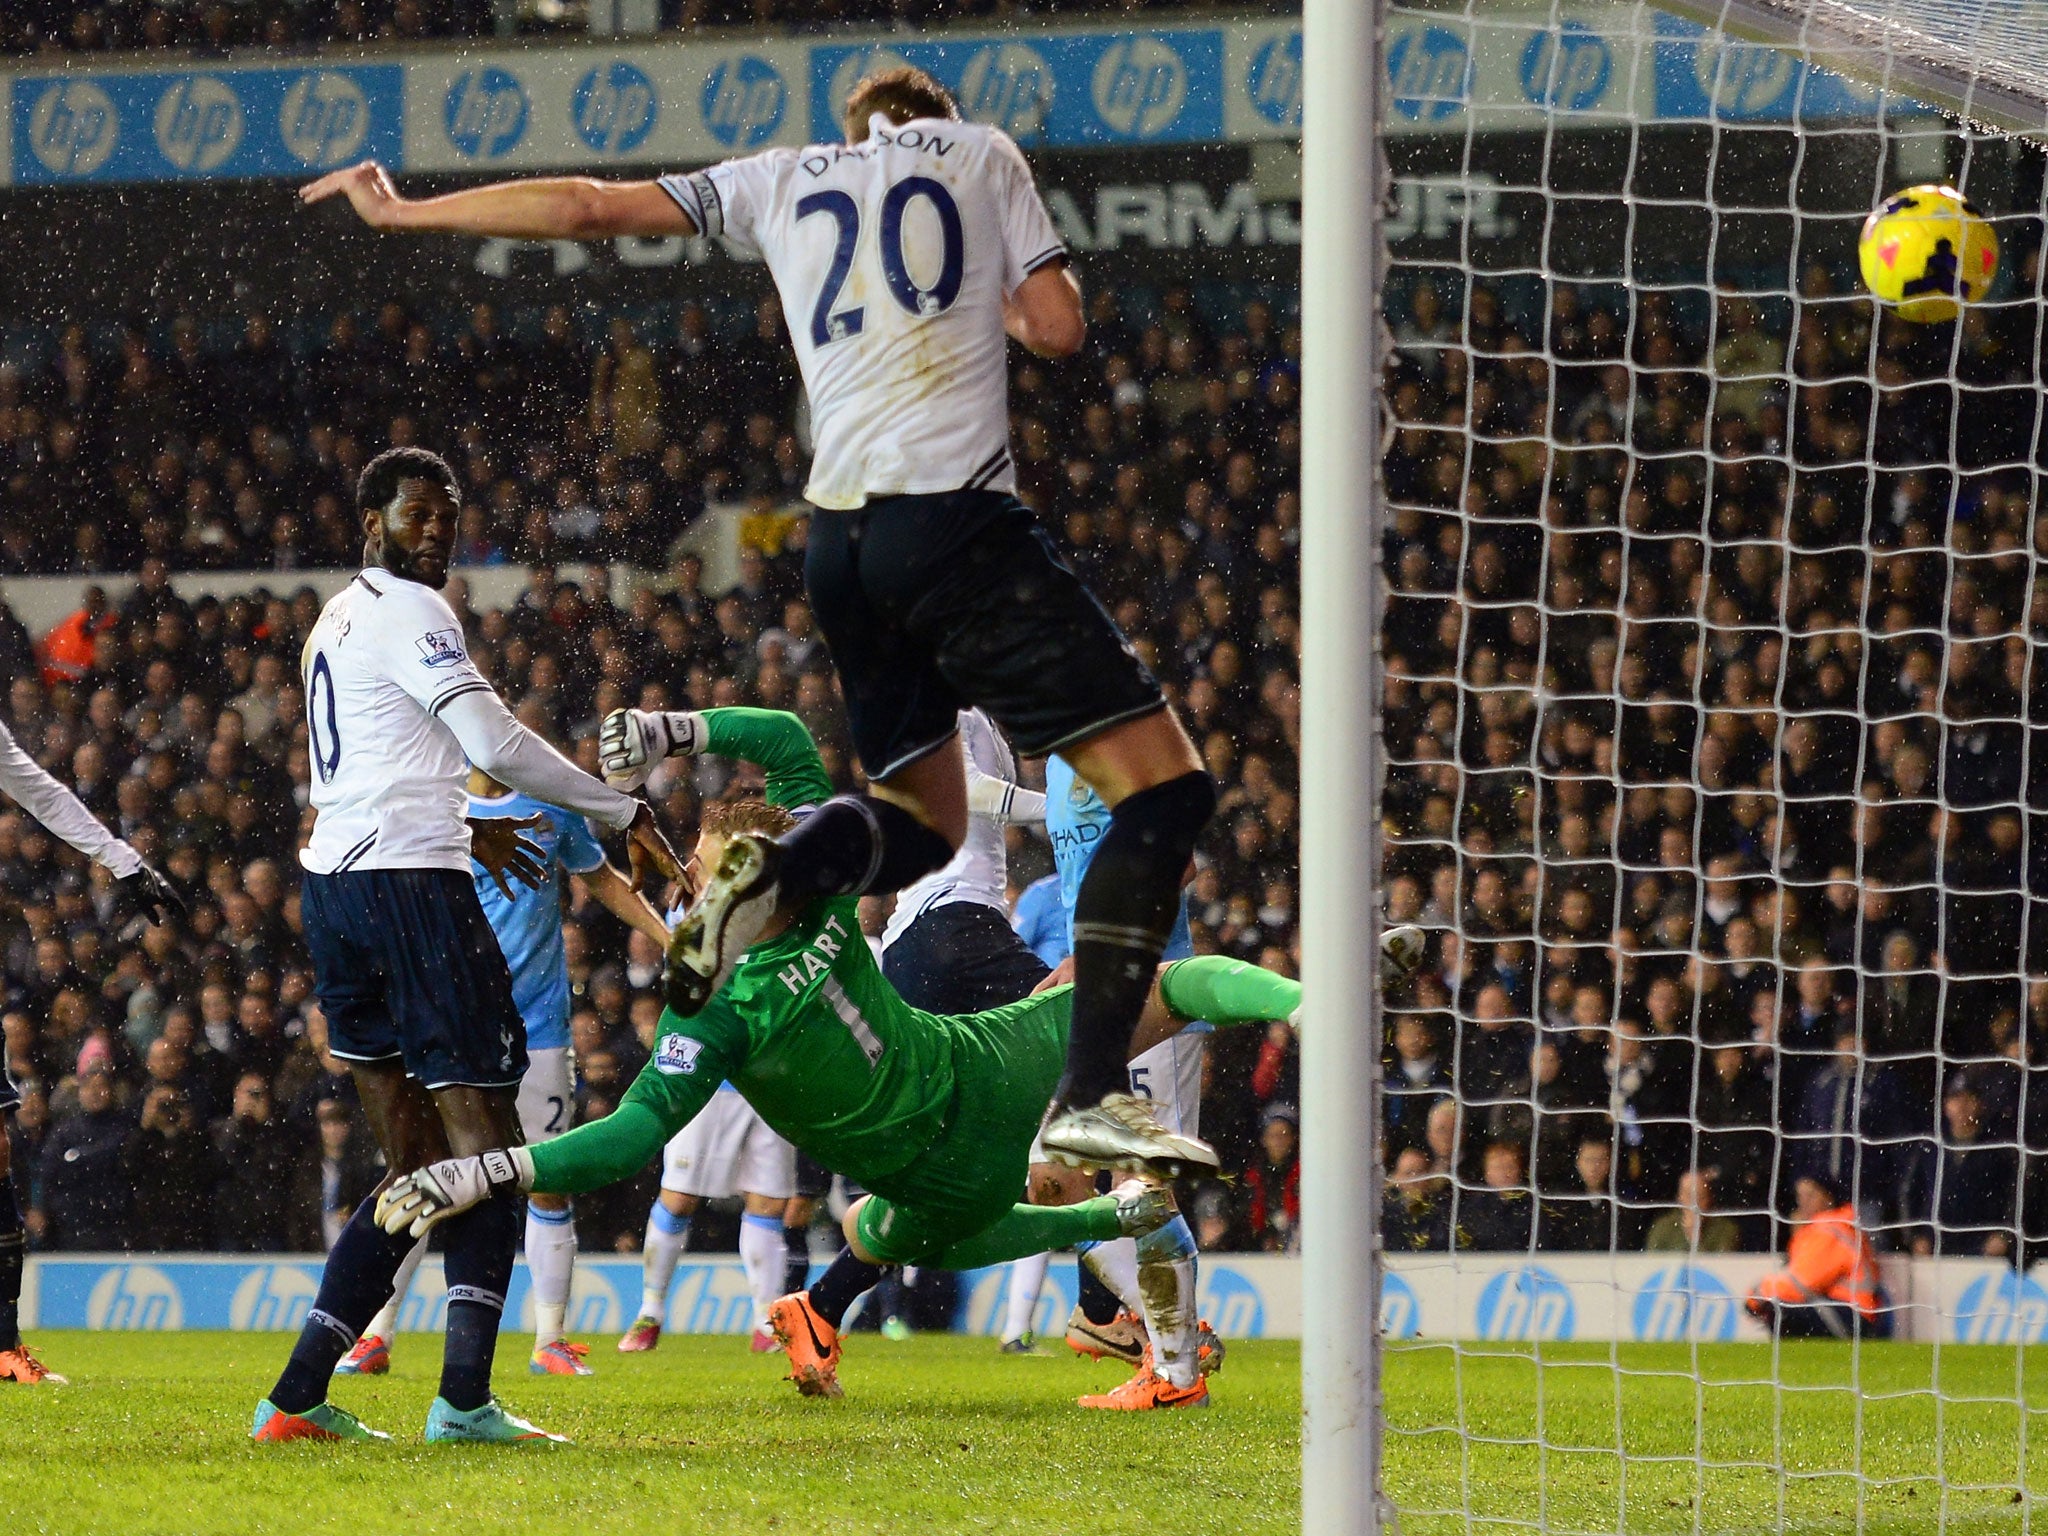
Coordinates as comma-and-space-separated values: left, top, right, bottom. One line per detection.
661, 1190, 699, 1217
1103, 771, 1216, 863
1027, 1162, 1090, 1206
529, 1191, 569, 1214
841, 1197, 883, 1263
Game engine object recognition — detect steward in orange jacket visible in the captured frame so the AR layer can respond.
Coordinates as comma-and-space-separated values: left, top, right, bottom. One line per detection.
1747, 1173, 1891, 1339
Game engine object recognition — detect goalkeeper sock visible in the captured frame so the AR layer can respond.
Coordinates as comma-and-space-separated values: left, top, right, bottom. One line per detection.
1077, 1238, 1140, 1320
807, 1247, 884, 1331
270, 1196, 417, 1413
1134, 1216, 1200, 1388
0, 1175, 22, 1351
437, 1192, 519, 1413
640, 1202, 690, 1322
1002, 1251, 1051, 1344
774, 795, 954, 904
738, 1211, 785, 1331
784, 1220, 813, 1295
1158, 955, 1302, 1029
1059, 772, 1216, 1106
525, 1201, 577, 1346
364, 1233, 427, 1343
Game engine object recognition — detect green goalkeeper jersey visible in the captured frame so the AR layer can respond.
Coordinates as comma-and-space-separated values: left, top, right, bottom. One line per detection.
526, 707, 963, 1197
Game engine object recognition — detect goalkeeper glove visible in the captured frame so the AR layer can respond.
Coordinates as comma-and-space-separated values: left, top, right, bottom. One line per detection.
599, 708, 706, 793
374, 1146, 535, 1238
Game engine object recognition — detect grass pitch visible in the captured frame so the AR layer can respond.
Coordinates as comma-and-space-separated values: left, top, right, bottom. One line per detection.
0, 1331, 1297, 1536
5, 1334, 2046, 1534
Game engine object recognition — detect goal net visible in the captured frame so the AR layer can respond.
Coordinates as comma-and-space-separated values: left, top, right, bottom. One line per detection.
1374, 0, 2048, 1528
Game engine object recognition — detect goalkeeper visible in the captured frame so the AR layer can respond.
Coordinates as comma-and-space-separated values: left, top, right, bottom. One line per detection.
376, 707, 1303, 1400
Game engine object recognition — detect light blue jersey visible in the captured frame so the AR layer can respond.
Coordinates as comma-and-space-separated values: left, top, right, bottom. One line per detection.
1044, 756, 1195, 965
1012, 873, 1069, 967
469, 788, 607, 1053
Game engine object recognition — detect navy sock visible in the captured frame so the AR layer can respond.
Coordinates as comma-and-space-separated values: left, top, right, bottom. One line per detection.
437, 1193, 520, 1412
775, 795, 954, 905
784, 1223, 812, 1296
1078, 1262, 1123, 1327
0, 1174, 22, 1351
807, 1246, 884, 1331
270, 1195, 416, 1413
1059, 771, 1216, 1106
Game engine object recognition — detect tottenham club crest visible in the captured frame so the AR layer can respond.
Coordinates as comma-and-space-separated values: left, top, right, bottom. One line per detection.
415, 629, 464, 668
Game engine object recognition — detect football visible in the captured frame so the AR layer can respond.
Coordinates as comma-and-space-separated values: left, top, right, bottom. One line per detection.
1858, 183, 1998, 323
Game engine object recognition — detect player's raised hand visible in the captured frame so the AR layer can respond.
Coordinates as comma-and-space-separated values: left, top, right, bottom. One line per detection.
626, 802, 683, 893
599, 708, 702, 792
375, 1148, 530, 1239
468, 812, 550, 899
299, 159, 407, 228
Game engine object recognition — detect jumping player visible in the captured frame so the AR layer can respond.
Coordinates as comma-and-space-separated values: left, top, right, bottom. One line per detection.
251, 447, 678, 1446
373, 709, 1306, 1406
336, 761, 671, 1379
0, 718, 183, 1384
302, 64, 1217, 1181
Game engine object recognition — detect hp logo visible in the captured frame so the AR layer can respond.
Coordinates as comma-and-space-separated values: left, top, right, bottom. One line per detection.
702, 56, 786, 148
445, 68, 529, 159
1520, 21, 1612, 112
1381, 1272, 1421, 1339
87, 1264, 184, 1330
231, 1265, 321, 1331
28, 80, 118, 176
1474, 1265, 1576, 1340
1692, 39, 1796, 117
280, 71, 370, 169
154, 75, 242, 173
1091, 37, 1188, 139
575, 62, 658, 156
1195, 1267, 1266, 1337
1387, 25, 1474, 123
1631, 1266, 1738, 1342
958, 43, 1054, 138
1954, 1272, 2048, 1344
1246, 34, 1302, 129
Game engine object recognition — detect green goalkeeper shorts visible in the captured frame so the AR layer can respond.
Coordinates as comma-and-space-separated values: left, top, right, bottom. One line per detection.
854, 985, 1073, 1266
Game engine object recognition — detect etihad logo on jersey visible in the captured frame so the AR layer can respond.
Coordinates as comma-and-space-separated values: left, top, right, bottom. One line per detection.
775, 911, 854, 995
655, 1033, 705, 1075
415, 629, 464, 668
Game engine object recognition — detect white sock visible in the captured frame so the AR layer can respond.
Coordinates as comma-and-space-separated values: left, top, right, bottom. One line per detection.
1079, 1237, 1142, 1315
641, 1203, 690, 1323
366, 1235, 428, 1341
738, 1211, 785, 1330
1134, 1217, 1200, 1388
1002, 1251, 1051, 1344
526, 1201, 578, 1346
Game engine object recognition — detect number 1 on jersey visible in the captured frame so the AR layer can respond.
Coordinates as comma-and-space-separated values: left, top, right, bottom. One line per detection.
798, 177, 965, 348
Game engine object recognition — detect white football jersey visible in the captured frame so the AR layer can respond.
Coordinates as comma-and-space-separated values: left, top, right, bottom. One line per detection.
883, 708, 1020, 949
299, 570, 494, 875
659, 117, 1066, 511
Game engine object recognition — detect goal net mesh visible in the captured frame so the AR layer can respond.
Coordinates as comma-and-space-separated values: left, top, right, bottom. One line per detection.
1375, 0, 2048, 1528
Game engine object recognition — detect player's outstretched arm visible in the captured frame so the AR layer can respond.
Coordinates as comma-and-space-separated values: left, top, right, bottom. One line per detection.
300, 159, 693, 240
966, 765, 1047, 825
0, 717, 184, 924
578, 860, 671, 949
601, 706, 830, 811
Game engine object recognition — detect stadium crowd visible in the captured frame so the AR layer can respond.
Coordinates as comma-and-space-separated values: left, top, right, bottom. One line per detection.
3, 0, 1239, 56
0, 280, 1311, 1256
1379, 248, 2048, 1264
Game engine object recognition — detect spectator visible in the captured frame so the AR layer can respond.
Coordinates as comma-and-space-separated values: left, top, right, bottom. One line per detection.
211, 1073, 299, 1252
1382, 1144, 1457, 1253
1239, 1102, 1300, 1253
1904, 1074, 2020, 1259
1645, 1169, 1742, 1254
288, 1098, 381, 1253
1747, 1174, 1892, 1339
121, 1085, 220, 1251
34, 1067, 128, 1250
1538, 1134, 1634, 1252
1462, 1140, 1535, 1251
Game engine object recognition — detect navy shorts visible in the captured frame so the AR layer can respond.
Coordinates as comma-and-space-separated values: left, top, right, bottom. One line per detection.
883, 901, 1052, 1016
301, 867, 528, 1091
804, 491, 1164, 780
793, 1152, 834, 1201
